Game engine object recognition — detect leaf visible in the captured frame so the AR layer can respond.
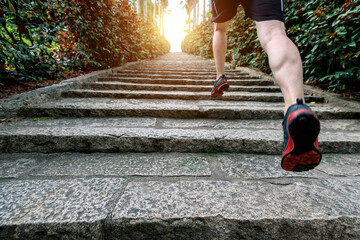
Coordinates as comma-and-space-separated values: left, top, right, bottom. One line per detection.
7, 0, 16, 12
348, 41, 356, 47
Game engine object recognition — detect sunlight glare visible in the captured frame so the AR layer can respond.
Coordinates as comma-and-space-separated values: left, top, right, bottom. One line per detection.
164, 1, 187, 52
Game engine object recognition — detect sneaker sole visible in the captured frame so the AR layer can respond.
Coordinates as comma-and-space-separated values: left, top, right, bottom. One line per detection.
282, 111, 321, 171
211, 82, 229, 97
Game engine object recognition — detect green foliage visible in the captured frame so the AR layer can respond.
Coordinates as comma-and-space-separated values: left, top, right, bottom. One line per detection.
226, 9, 269, 73
285, 0, 359, 91
181, 19, 213, 58
0, 0, 67, 81
182, 0, 360, 91
0, 0, 170, 84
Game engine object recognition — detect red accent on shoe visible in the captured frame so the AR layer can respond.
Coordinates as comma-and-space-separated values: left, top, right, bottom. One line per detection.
282, 108, 321, 171
211, 81, 229, 97
282, 150, 321, 171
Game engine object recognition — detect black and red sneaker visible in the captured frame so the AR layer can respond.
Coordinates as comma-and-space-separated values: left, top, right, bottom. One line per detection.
281, 98, 321, 171
211, 75, 229, 97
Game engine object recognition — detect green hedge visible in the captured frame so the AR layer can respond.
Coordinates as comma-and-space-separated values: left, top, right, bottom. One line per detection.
0, 0, 170, 83
182, 0, 359, 91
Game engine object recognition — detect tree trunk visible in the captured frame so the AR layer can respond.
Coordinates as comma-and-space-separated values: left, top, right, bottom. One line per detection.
198, 0, 200, 24
203, 0, 206, 21
137, 0, 142, 15
144, 0, 147, 18
153, 0, 156, 22
158, 0, 161, 31
162, 8, 165, 35
192, 7, 195, 28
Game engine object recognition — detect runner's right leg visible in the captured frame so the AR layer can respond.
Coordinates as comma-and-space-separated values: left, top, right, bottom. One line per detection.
255, 20, 304, 113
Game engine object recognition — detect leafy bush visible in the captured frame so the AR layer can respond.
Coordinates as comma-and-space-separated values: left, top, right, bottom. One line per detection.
182, 19, 213, 58
285, 0, 359, 91
0, 0, 66, 81
226, 9, 269, 73
182, 0, 359, 91
0, 0, 170, 84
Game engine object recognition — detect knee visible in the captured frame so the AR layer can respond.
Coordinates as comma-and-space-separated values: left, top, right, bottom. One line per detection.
256, 21, 287, 50
258, 30, 287, 51
214, 22, 229, 34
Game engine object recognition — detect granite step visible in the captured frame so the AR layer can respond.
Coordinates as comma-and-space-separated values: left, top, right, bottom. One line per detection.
0, 152, 359, 239
18, 98, 360, 119
117, 68, 244, 73
115, 69, 249, 76
97, 77, 274, 86
0, 117, 359, 154
88, 82, 281, 92
124, 64, 217, 70
111, 73, 257, 80
62, 89, 324, 103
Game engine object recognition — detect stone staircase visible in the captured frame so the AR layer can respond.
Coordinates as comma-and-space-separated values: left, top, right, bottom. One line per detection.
0, 52, 359, 239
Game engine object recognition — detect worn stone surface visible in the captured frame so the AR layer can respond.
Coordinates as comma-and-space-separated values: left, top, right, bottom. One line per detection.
29, 152, 211, 177
97, 77, 273, 86
64, 89, 324, 103
115, 69, 249, 76
316, 154, 360, 176
1, 117, 359, 153
0, 152, 358, 180
0, 177, 125, 239
89, 82, 282, 92
0, 154, 43, 178
218, 153, 360, 179
113, 179, 360, 219
111, 217, 360, 240
112, 73, 257, 80
111, 180, 360, 239
0, 152, 359, 239
19, 98, 360, 119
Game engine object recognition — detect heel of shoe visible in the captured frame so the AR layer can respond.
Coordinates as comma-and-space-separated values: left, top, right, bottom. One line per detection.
288, 112, 320, 154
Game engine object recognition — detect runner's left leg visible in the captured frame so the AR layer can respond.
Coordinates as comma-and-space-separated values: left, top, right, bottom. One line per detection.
213, 21, 231, 79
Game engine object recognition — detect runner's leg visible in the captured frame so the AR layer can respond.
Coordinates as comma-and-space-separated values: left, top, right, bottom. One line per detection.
255, 20, 304, 113
213, 21, 231, 79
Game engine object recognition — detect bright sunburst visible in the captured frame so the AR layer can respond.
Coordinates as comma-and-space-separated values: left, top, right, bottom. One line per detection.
164, 1, 188, 52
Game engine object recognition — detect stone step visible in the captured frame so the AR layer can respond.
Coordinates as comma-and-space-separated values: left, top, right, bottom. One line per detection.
112, 73, 256, 80
63, 89, 324, 103
88, 82, 281, 92
0, 117, 359, 154
116, 69, 248, 76
124, 64, 217, 70
18, 98, 360, 119
0, 152, 359, 239
98, 77, 273, 86
119, 68, 242, 73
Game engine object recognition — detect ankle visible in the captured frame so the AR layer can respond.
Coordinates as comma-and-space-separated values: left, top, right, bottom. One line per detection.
216, 74, 224, 79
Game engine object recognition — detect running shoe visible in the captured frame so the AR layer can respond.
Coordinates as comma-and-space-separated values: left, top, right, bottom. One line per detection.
281, 98, 321, 171
211, 75, 229, 97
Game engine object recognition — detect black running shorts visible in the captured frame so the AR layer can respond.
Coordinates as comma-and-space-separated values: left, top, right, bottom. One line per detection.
211, 0, 285, 23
